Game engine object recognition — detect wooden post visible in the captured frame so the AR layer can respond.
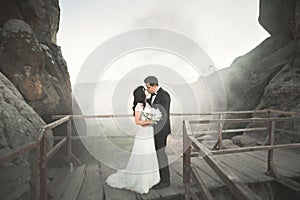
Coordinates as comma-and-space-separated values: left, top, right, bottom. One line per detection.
212, 114, 223, 150
267, 120, 278, 176
183, 120, 191, 200
67, 119, 72, 164
39, 134, 47, 200
218, 114, 223, 149
30, 143, 39, 200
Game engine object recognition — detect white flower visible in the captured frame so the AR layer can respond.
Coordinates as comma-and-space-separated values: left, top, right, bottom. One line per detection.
142, 108, 162, 124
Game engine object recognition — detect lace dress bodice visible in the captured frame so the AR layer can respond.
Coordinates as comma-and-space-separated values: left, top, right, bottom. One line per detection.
135, 103, 151, 121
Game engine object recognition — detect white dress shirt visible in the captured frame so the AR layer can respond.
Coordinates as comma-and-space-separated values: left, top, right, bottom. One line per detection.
151, 86, 160, 105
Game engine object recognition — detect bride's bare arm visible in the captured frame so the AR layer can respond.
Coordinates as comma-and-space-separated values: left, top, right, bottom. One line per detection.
135, 111, 152, 126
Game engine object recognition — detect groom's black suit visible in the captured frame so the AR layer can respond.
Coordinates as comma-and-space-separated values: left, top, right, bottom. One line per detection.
148, 87, 171, 184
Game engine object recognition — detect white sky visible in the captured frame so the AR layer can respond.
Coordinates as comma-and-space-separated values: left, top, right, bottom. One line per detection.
57, 0, 269, 85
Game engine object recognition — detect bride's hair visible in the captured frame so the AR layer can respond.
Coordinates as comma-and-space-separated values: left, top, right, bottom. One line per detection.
132, 86, 146, 115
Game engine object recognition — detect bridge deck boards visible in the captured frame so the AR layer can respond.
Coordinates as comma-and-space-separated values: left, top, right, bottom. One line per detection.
77, 165, 104, 200
216, 153, 272, 182
191, 158, 223, 188
47, 149, 300, 200
48, 166, 73, 199
61, 165, 86, 200
99, 164, 137, 200
245, 150, 300, 177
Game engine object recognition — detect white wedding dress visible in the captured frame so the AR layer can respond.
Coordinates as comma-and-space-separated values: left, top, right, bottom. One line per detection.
106, 103, 160, 194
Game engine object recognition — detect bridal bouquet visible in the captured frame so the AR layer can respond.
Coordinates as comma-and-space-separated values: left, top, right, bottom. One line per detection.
142, 108, 162, 125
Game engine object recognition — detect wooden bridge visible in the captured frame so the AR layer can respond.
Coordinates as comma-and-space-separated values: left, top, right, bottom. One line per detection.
1, 110, 300, 200
44, 148, 300, 200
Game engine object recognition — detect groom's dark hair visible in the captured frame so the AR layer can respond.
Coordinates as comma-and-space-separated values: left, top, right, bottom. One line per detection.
144, 76, 158, 86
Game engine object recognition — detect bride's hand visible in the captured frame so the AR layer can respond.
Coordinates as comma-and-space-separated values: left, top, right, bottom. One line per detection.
142, 120, 153, 127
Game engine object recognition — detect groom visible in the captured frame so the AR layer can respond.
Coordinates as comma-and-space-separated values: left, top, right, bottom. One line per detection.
144, 76, 171, 189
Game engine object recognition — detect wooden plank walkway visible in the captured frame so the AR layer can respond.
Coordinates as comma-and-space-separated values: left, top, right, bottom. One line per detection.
47, 149, 300, 200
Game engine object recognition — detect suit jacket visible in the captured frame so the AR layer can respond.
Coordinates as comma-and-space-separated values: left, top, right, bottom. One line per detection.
148, 87, 171, 137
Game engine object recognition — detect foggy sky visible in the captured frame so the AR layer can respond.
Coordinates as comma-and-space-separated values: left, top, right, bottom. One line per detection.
57, 0, 269, 85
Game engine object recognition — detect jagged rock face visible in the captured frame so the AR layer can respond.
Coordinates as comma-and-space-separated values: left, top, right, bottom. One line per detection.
259, 0, 300, 38
0, 19, 72, 121
0, 0, 60, 43
226, 36, 295, 111
0, 72, 53, 199
205, 0, 300, 113
256, 59, 300, 111
201, 0, 300, 143
0, 0, 85, 165
0, 1, 82, 199
0, 0, 70, 121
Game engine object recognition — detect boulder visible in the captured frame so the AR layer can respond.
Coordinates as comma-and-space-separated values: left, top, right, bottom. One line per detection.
0, 72, 53, 199
197, 0, 300, 144
232, 135, 258, 147
0, 0, 60, 43
259, 0, 299, 38
0, 19, 72, 121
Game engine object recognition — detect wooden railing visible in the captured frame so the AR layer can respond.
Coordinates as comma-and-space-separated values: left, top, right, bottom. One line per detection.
0, 112, 184, 199
0, 115, 72, 200
1, 109, 299, 200
183, 109, 300, 200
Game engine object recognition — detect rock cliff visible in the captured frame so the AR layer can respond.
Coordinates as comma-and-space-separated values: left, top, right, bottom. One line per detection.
0, 0, 59, 43
203, 0, 300, 144
0, 72, 53, 199
0, 0, 84, 199
0, 18, 72, 121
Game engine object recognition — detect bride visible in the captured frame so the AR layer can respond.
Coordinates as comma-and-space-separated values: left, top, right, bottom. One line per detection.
106, 86, 160, 194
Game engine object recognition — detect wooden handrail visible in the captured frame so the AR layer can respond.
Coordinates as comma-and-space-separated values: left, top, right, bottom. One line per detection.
208, 143, 300, 155
38, 116, 72, 200
53, 114, 131, 119
46, 137, 68, 160
53, 135, 135, 140
195, 127, 267, 135
0, 141, 38, 166
52, 109, 300, 119
43, 115, 71, 129
0, 115, 73, 200
52, 110, 270, 119
184, 123, 262, 200
183, 110, 300, 199
268, 109, 300, 116
0, 109, 299, 200
189, 117, 300, 124
183, 112, 300, 200
38, 128, 46, 141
